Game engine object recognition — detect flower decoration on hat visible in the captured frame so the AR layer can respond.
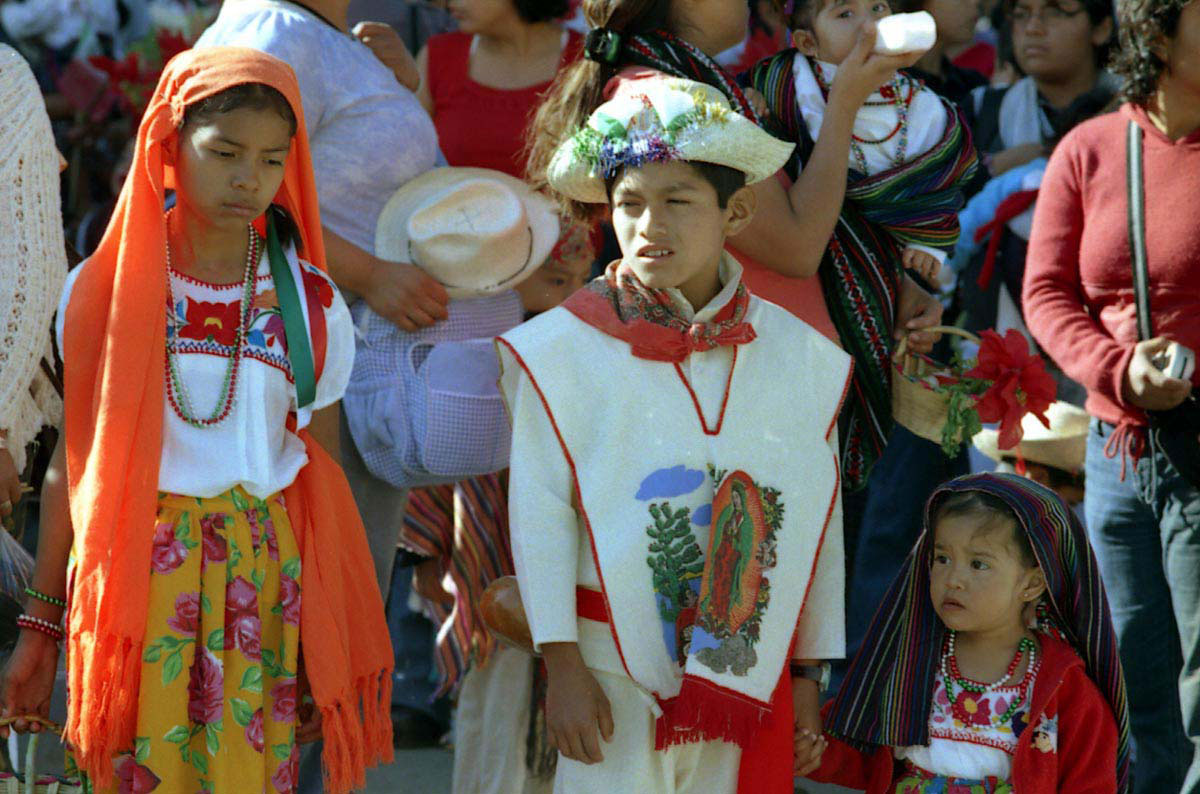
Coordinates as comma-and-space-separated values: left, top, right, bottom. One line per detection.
547, 77, 794, 204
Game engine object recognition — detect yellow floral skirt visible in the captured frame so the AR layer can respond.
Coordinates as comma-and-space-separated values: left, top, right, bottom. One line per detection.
73, 488, 303, 794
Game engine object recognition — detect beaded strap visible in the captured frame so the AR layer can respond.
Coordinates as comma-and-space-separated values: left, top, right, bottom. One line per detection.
16, 614, 64, 642
23, 587, 66, 609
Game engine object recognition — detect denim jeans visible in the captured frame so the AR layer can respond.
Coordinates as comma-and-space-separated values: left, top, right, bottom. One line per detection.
1086, 420, 1200, 794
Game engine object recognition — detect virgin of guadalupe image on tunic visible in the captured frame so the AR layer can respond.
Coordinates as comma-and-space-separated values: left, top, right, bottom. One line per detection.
691, 469, 781, 676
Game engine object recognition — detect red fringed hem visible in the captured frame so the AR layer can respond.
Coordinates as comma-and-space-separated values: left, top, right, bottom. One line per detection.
65, 630, 143, 789
319, 668, 394, 794
654, 674, 772, 750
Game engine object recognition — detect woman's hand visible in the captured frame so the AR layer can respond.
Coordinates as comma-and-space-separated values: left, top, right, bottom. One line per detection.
365, 261, 450, 331
827, 24, 926, 113
792, 676, 826, 777
0, 631, 60, 738
0, 445, 20, 518
895, 274, 944, 355
353, 22, 421, 92
542, 643, 613, 765
1122, 337, 1193, 411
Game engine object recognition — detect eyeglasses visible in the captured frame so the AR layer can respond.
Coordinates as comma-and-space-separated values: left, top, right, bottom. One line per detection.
1010, 4, 1086, 26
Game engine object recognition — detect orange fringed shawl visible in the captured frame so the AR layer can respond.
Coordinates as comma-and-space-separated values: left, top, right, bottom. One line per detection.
61, 47, 393, 791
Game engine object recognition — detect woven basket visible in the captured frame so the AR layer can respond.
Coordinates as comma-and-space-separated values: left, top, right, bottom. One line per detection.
891, 326, 982, 447
0, 718, 82, 794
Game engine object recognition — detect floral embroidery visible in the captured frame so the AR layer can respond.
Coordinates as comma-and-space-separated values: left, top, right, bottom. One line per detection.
929, 664, 1037, 755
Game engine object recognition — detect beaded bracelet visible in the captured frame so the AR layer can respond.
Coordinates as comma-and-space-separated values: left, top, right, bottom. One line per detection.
23, 587, 67, 609
16, 614, 64, 642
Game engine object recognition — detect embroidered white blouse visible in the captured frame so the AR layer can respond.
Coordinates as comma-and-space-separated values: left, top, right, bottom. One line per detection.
56, 249, 354, 499
895, 661, 1040, 780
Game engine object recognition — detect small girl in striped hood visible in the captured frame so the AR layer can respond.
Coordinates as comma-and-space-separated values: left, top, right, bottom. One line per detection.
801, 472, 1129, 794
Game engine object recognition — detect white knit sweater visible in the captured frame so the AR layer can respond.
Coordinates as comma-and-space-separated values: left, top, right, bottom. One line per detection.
0, 45, 66, 470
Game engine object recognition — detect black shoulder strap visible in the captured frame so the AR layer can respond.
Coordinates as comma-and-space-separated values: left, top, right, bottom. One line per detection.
1126, 119, 1154, 341
972, 86, 1007, 153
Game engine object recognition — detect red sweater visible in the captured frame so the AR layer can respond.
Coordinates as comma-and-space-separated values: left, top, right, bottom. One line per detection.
809, 636, 1119, 794
1023, 105, 1200, 427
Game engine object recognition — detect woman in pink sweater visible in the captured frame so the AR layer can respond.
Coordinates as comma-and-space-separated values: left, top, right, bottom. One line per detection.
1022, 3, 1200, 793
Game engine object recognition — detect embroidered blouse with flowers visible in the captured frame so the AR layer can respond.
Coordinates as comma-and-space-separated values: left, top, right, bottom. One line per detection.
55, 242, 354, 498
896, 648, 1040, 781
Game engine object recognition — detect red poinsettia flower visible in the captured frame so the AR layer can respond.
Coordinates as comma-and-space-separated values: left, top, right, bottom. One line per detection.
179, 299, 242, 347
951, 689, 993, 727
965, 329, 1056, 450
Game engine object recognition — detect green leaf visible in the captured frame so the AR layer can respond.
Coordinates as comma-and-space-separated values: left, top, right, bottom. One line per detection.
159, 635, 181, 650
231, 698, 254, 727
231, 489, 251, 511
251, 568, 265, 591
164, 725, 190, 745
134, 736, 151, 763
262, 648, 276, 668
281, 557, 301, 579
205, 723, 220, 756
191, 749, 209, 775
175, 513, 191, 540
206, 628, 225, 652
181, 745, 191, 763
200, 593, 212, 614
273, 743, 292, 761
240, 665, 263, 694
162, 650, 183, 686
143, 643, 163, 663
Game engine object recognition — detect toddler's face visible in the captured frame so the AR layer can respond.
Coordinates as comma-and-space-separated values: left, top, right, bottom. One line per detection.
928, 514, 1043, 636
514, 249, 593, 315
792, 0, 893, 65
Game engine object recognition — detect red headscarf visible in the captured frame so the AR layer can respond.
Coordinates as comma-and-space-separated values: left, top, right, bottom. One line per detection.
62, 47, 392, 790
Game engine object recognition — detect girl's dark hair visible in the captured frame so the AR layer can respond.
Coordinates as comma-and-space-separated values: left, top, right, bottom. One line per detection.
525, 0, 673, 220
1112, 0, 1191, 106
934, 490, 1037, 567
181, 82, 298, 137
604, 161, 748, 206
513, 0, 571, 23
1003, 0, 1116, 68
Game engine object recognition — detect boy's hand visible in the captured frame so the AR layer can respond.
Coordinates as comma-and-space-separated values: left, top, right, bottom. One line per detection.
896, 274, 943, 355
542, 642, 614, 765
828, 24, 925, 112
353, 22, 421, 91
903, 247, 942, 284
792, 676, 826, 777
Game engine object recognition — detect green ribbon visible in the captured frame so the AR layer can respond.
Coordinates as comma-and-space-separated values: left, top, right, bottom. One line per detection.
266, 213, 317, 409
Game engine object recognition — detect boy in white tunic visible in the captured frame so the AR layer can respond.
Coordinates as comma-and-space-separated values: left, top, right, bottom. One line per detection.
497, 77, 854, 794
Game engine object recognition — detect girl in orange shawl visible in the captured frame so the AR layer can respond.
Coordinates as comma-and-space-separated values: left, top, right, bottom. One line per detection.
0, 48, 393, 794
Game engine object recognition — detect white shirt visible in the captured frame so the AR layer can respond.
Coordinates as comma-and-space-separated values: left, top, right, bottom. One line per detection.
196, 0, 440, 258
57, 251, 355, 498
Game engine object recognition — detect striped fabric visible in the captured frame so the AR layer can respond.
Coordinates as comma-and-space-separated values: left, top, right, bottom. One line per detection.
824, 472, 1131, 793
399, 473, 513, 696
749, 51, 978, 490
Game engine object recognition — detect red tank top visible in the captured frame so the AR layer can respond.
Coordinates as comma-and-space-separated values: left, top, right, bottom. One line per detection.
427, 30, 583, 178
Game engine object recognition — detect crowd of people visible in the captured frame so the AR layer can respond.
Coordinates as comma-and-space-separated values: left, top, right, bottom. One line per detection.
0, 0, 1197, 793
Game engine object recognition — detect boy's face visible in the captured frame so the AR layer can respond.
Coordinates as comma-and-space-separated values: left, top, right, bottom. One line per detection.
792, 0, 893, 65
610, 161, 753, 309
172, 106, 292, 235
929, 514, 1045, 637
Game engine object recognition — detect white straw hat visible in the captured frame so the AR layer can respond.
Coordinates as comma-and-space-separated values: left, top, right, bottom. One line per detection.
548, 76, 794, 204
375, 167, 560, 298
973, 401, 1090, 475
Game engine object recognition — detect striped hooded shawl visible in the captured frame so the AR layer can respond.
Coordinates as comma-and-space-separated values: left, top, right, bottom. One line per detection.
749, 51, 978, 490
823, 472, 1131, 793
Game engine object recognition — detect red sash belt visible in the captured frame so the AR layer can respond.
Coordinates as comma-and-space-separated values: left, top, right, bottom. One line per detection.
575, 586, 609, 623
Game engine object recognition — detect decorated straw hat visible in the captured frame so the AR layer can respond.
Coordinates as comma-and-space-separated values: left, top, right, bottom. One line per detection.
973, 401, 1090, 474
376, 167, 560, 298
547, 76, 795, 204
